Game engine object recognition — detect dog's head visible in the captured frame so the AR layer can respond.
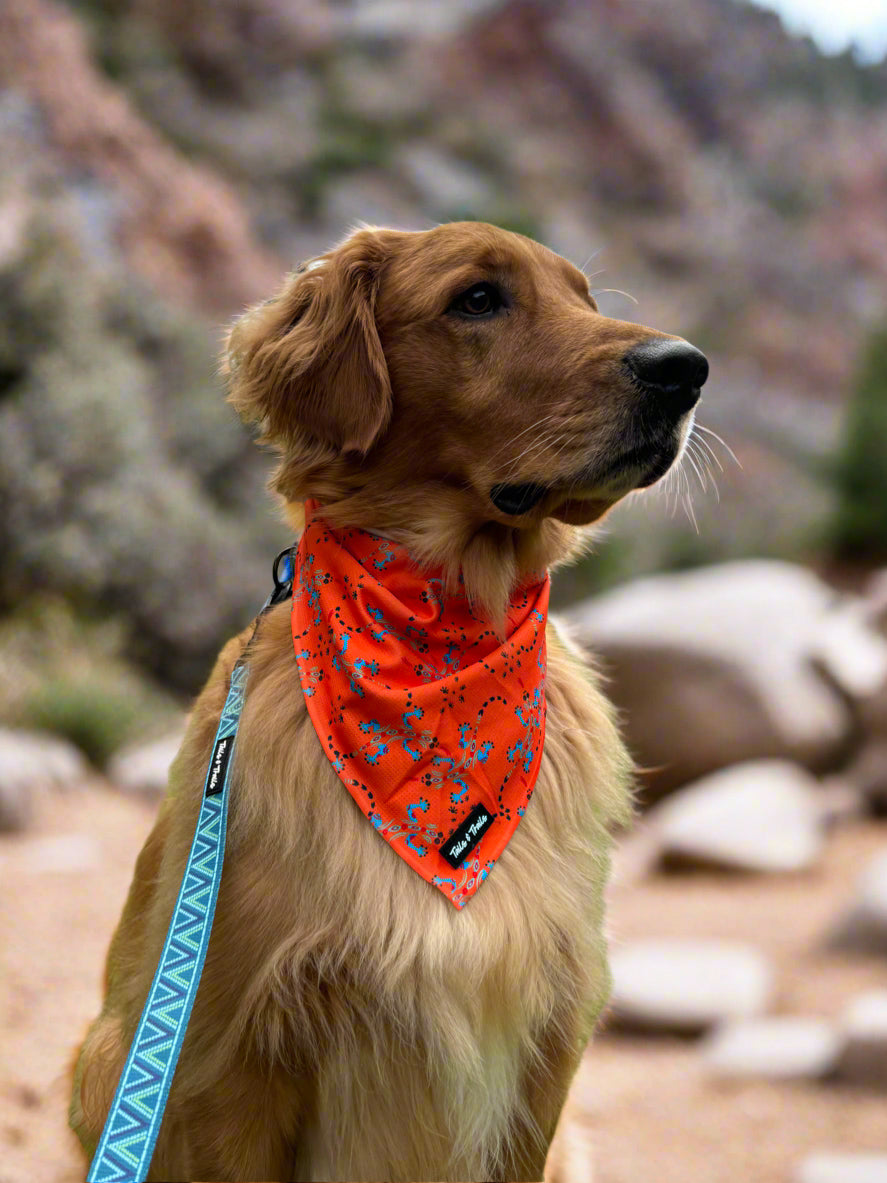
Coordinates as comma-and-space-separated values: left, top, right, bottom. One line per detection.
225, 222, 707, 616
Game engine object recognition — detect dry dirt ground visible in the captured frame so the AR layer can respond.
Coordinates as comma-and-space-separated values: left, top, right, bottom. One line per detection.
1, 783, 886, 1183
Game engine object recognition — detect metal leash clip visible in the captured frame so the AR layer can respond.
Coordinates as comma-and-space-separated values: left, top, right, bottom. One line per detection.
266, 546, 297, 609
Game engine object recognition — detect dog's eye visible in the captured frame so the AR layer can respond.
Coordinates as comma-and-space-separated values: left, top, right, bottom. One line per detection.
450, 283, 504, 318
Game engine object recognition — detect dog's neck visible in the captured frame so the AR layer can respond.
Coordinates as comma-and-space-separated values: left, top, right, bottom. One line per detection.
279, 477, 587, 630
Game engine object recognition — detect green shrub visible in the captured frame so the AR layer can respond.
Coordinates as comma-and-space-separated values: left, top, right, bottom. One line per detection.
22, 675, 143, 769
2, 597, 184, 767
831, 325, 887, 560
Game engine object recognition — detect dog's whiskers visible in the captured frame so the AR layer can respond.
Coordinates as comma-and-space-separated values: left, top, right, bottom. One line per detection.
677, 458, 691, 519
687, 436, 720, 504
683, 439, 709, 494
695, 423, 741, 468
591, 287, 639, 306
683, 491, 700, 533
677, 449, 700, 534
499, 425, 566, 483
489, 412, 563, 463
693, 432, 724, 473
657, 446, 695, 529
579, 249, 605, 276
660, 461, 681, 518
499, 439, 556, 485
545, 430, 586, 473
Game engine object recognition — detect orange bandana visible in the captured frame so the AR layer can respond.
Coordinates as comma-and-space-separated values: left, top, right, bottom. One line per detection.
291, 504, 548, 909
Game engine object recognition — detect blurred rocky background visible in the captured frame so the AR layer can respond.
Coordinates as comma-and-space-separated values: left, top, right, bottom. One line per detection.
2, 0, 887, 1180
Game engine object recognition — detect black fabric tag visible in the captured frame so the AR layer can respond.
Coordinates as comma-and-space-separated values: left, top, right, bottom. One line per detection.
439, 803, 496, 868
205, 734, 234, 797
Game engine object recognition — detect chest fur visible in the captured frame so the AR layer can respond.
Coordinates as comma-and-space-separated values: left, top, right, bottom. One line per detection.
219, 619, 631, 1064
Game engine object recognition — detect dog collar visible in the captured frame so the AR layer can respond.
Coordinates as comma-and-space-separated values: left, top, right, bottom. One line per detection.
291, 504, 548, 908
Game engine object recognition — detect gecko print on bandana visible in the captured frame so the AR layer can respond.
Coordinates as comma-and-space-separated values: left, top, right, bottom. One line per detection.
291, 502, 548, 909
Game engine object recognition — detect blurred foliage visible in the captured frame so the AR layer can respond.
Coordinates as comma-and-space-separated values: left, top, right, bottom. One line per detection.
0, 597, 181, 764
297, 107, 398, 218
549, 535, 635, 608
448, 206, 544, 243
24, 676, 146, 769
0, 205, 282, 693
830, 324, 887, 560
773, 46, 887, 107
754, 176, 815, 219
67, 0, 178, 85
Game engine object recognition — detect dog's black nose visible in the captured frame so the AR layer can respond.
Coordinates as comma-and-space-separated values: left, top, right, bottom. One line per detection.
624, 339, 708, 416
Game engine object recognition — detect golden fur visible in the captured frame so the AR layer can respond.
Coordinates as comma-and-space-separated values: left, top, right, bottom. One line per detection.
70, 221, 699, 1181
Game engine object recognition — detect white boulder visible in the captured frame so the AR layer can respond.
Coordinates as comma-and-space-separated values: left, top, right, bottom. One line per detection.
0, 832, 101, 874
795, 1154, 887, 1183
108, 728, 185, 799
651, 760, 824, 873
0, 728, 89, 832
702, 1016, 840, 1079
829, 849, 887, 954
836, 990, 887, 1088
568, 561, 887, 799
608, 939, 773, 1034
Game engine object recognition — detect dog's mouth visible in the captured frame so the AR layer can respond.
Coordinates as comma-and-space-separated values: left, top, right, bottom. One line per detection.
598, 438, 679, 489
490, 435, 683, 524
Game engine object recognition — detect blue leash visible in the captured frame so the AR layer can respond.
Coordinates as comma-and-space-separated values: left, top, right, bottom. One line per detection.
87, 549, 295, 1183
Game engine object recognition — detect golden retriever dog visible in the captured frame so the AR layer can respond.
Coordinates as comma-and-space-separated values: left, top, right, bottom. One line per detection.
70, 221, 707, 1182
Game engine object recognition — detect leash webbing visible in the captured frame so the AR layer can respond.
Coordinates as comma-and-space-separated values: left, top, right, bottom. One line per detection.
87, 550, 295, 1183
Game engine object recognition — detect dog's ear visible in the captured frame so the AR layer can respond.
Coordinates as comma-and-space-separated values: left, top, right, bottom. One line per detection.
224, 229, 392, 454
